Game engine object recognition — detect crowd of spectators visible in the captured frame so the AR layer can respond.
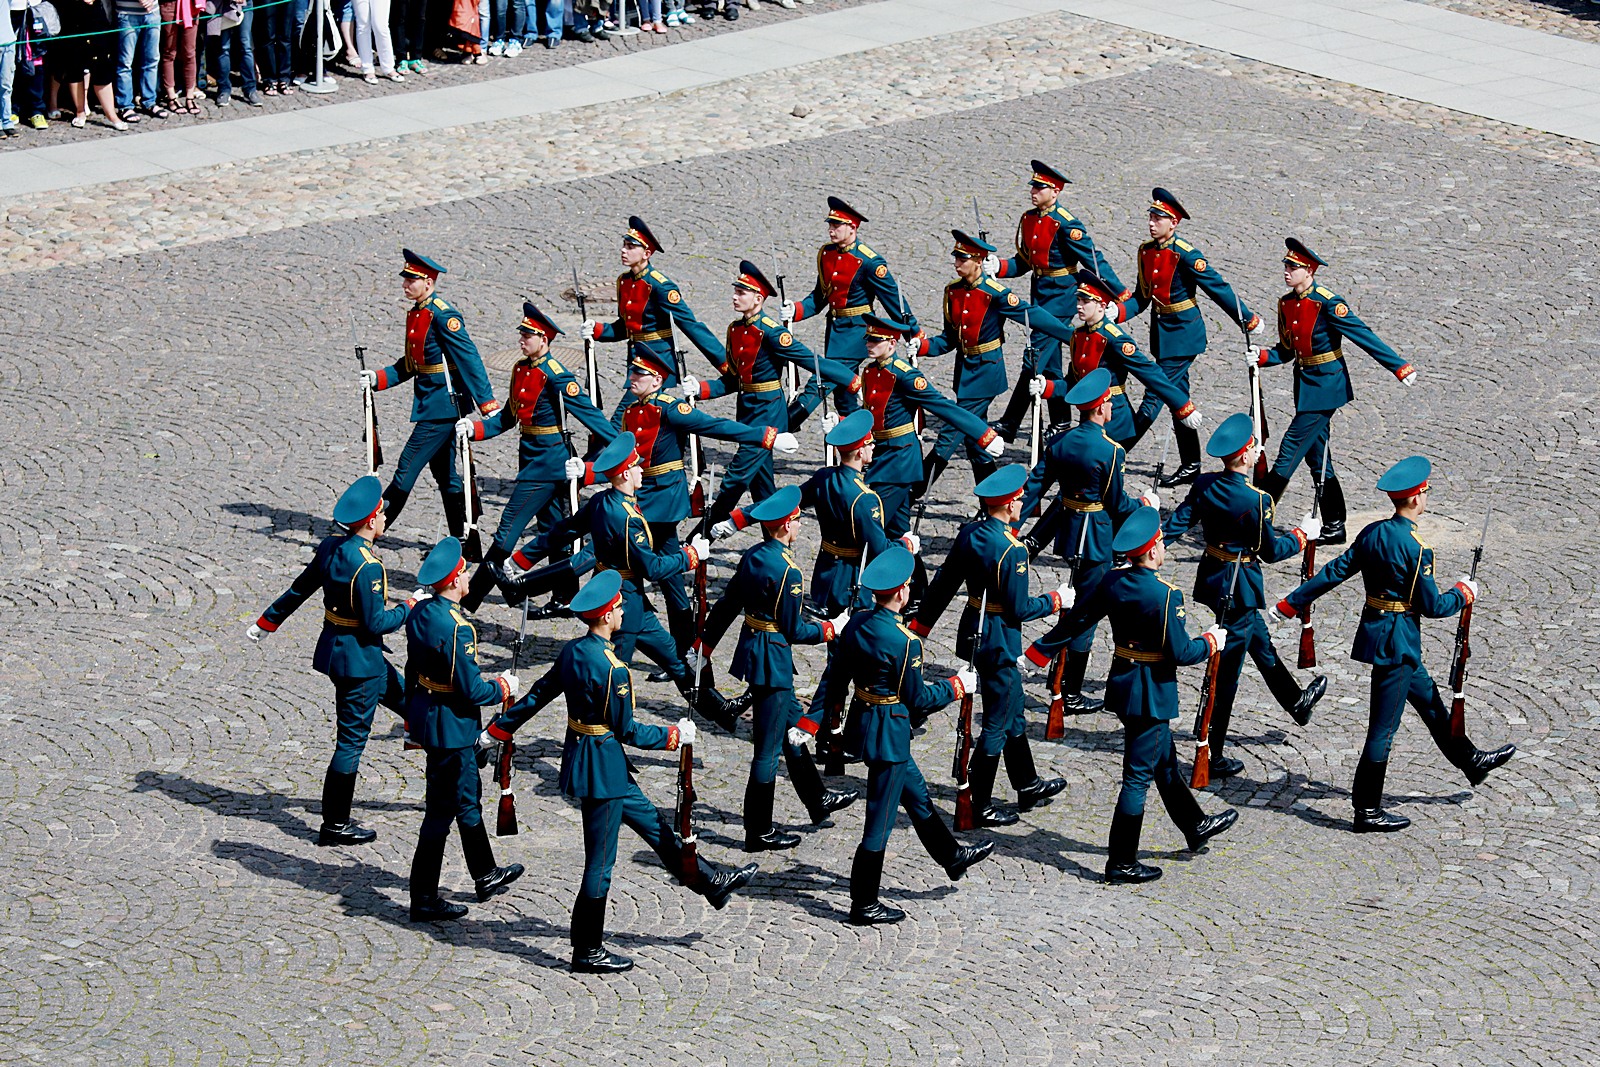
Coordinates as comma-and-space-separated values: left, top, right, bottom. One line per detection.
2, 0, 813, 135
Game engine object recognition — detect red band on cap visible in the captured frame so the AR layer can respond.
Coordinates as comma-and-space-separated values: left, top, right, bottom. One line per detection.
580, 591, 624, 619
430, 558, 467, 591
1386, 479, 1428, 500
600, 450, 640, 479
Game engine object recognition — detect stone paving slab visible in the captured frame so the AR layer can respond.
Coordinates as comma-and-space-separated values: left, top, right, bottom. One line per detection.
1, 47, 1597, 1064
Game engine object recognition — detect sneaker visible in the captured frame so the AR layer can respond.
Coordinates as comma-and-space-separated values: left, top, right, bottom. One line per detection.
679, 9, 697, 20
216, 91, 232, 107
504, 38, 522, 56
26, 113, 47, 130
363, 71, 378, 83
243, 89, 263, 106
472, 52, 488, 64
487, 38, 505, 56
664, 9, 682, 24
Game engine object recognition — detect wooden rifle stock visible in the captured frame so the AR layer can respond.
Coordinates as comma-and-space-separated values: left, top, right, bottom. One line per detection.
1448, 509, 1491, 738
495, 739, 517, 836
952, 590, 984, 831
675, 743, 698, 882
1191, 648, 1219, 789
350, 313, 384, 472
1045, 650, 1067, 741
1297, 538, 1318, 670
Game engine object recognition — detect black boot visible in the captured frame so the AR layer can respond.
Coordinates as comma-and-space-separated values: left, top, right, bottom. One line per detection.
1256, 470, 1288, 503
743, 779, 800, 852
492, 554, 583, 609
696, 856, 758, 910
967, 750, 1018, 826
460, 546, 509, 613
570, 894, 633, 973
705, 484, 745, 531
441, 493, 468, 541
461, 822, 525, 900
785, 746, 858, 824
1184, 807, 1238, 851
381, 484, 410, 525
1288, 673, 1328, 726
1351, 757, 1409, 832
911, 813, 994, 881
1464, 743, 1515, 786
677, 673, 737, 732
1158, 461, 1200, 488
318, 769, 377, 846
409, 833, 468, 921
911, 453, 948, 502
1173, 418, 1202, 472
1318, 477, 1347, 545
1103, 810, 1160, 883
848, 846, 905, 925
1004, 735, 1065, 811
1060, 649, 1103, 713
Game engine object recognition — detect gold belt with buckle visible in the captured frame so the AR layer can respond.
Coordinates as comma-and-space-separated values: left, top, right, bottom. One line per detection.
1060, 497, 1103, 513
324, 608, 359, 627
1114, 645, 1163, 664
965, 596, 1004, 614
521, 424, 562, 436
1037, 265, 1073, 278
822, 541, 860, 558
1365, 595, 1411, 613
416, 361, 446, 374
742, 379, 782, 393
874, 423, 916, 441
1204, 545, 1256, 563
744, 615, 780, 633
832, 304, 872, 318
1298, 347, 1342, 367
630, 329, 672, 343
418, 676, 454, 693
1154, 298, 1197, 315
568, 719, 612, 736
642, 460, 684, 477
961, 339, 1002, 357
855, 690, 898, 706
597, 564, 636, 580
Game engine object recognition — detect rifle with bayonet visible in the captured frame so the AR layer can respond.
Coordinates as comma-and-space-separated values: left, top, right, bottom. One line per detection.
1044, 503, 1094, 741
677, 346, 706, 520
1191, 556, 1241, 789
675, 737, 698, 883
1448, 508, 1493, 738
1297, 444, 1330, 669
1235, 286, 1269, 485
951, 589, 984, 832
351, 312, 384, 475
818, 542, 868, 776
439, 354, 485, 562
495, 598, 528, 837
693, 463, 719, 698
771, 241, 798, 403
572, 265, 602, 413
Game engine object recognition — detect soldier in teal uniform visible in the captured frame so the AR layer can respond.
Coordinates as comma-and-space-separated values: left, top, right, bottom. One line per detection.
455, 300, 616, 613
1024, 508, 1238, 883
783, 196, 916, 427
1116, 188, 1265, 485
1275, 457, 1514, 831
912, 465, 1071, 826
811, 546, 991, 925
583, 216, 728, 408
364, 250, 501, 544
990, 159, 1128, 432
249, 476, 411, 846
482, 569, 758, 973
403, 537, 525, 921
1253, 239, 1418, 544
1030, 269, 1204, 451
684, 260, 860, 527
690, 486, 855, 850
852, 313, 998, 537
1161, 413, 1328, 777
496, 432, 735, 724
914, 230, 1075, 493
1016, 369, 1155, 715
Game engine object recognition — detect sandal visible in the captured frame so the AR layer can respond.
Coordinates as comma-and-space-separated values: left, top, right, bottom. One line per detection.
71, 114, 87, 128
120, 108, 142, 123
147, 104, 172, 118
263, 84, 279, 96
279, 82, 297, 95
110, 118, 131, 131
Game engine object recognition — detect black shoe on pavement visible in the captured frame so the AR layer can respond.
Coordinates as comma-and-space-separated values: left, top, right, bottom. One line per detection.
1158, 462, 1200, 488
1062, 692, 1103, 714
475, 863, 525, 901
944, 841, 994, 881
977, 803, 1019, 827
1209, 756, 1245, 779
1464, 743, 1515, 786
1353, 807, 1410, 833
317, 821, 377, 846
806, 788, 860, 825
745, 828, 801, 852
1292, 675, 1328, 726
572, 947, 634, 973
1317, 520, 1347, 545
702, 862, 758, 909
1015, 775, 1066, 811
1185, 807, 1239, 851
849, 900, 906, 925
410, 895, 469, 921
1104, 861, 1162, 884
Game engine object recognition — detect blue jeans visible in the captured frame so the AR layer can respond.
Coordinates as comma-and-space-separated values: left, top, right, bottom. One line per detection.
492, 0, 526, 39
209, 5, 258, 95
0, 38, 15, 130
530, 0, 562, 36
116, 11, 160, 111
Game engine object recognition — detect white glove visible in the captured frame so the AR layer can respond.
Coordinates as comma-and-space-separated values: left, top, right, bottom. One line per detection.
1400, 369, 1418, 388
1178, 408, 1204, 431
676, 718, 697, 746
582, 319, 598, 338
828, 609, 850, 635
780, 300, 796, 325
1298, 512, 1322, 543
1028, 375, 1048, 398
360, 369, 378, 389
957, 667, 978, 693
685, 644, 709, 676
498, 672, 522, 699
1202, 624, 1229, 649
1246, 348, 1265, 367
983, 435, 1005, 458
981, 253, 1001, 276
681, 374, 700, 399
1053, 581, 1076, 610
410, 588, 432, 604
688, 534, 712, 561
710, 519, 739, 542
1457, 575, 1479, 600
774, 431, 800, 454
1138, 487, 1160, 511
901, 532, 921, 555
821, 411, 840, 435
1015, 653, 1036, 676
564, 457, 585, 481
247, 623, 267, 642
786, 726, 811, 747
475, 728, 498, 753
454, 417, 473, 441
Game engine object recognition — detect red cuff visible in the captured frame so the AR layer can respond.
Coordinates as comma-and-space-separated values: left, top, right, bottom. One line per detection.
1291, 528, 1308, 550
1275, 599, 1298, 619
1107, 301, 1124, 324
1257, 347, 1271, 367
1041, 379, 1056, 399
583, 461, 596, 487
1118, 289, 1133, 301
255, 616, 278, 633
821, 621, 836, 642
1244, 313, 1261, 332
487, 723, 513, 742
590, 322, 603, 341
698, 381, 712, 401
374, 368, 390, 390
791, 305, 807, 324
909, 619, 931, 637
847, 374, 862, 395
796, 717, 819, 736
1174, 400, 1196, 421
666, 725, 681, 751
948, 674, 966, 701
471, 422, 486, 441
479, 400, 501, 415
761, 427, 777, 449
730, 508, 749, 532
1453, 581, 1475, 606
976, 428, 998, 448
495, 677, 512, 702
916, 336, 929, 357
511, 551, 534, 570
682, 543, 701, 570
1204, 633, 1219, 655
1047, 591, 1063, 612
1396, 363, 1415, 380
1024, 644, 1051, 668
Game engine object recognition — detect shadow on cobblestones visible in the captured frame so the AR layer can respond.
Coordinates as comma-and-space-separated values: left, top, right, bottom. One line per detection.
135, 770, 421, 840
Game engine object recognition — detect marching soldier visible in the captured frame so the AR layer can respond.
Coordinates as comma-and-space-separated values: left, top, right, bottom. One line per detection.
811, 545, 991, 924
496, 432, 734, 724
1023, 507, 1238, 883
784, 196, 916, 427
915, 230, 1075, 494
912, 465, 1072, 825
1161, 413, 1329, 777
456, 300, 616, 614
685, 260, 860, 527
1031, 269, 1203, 450
1274, 456, 1514, 831
1016, 369, 1155, 715
583, 216, 728, 405
248, 475, 409, 847
483, 569, 758, 974
1116, 188, 1264, 486
1253, 238, 1417, 544
853, 313, 999, 537
990, 159, 1129, 433
364, 249, 501, 542
403, 537, 525, 921
690, 486, 855, 850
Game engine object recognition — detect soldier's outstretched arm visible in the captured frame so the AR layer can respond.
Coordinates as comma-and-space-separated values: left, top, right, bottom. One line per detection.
1002, 299, 1075, 345
1412, 543, 1472, 620
1162, 587, 1215, 668
910, 542, 966, 637
1120, 341, 1193, 417
1280, 541, 1360, 617
661, 290, 730, 371
489, 664, 563, 737
667, 401, 776, 448
433, 317, 500, 415
1187, 248, 1257, 328
353, 558, 409, 636
1331, 302, 1412, 380
998, 543, 1063, 624
1025, 574, 1111, 664
547, 361, 619, 444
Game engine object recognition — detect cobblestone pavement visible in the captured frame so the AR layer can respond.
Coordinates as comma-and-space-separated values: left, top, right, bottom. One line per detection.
1414, 0, 1600, 45
7, 10, 1598, 275
0, 0, 870, 153
3, 30, 1599, 1067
